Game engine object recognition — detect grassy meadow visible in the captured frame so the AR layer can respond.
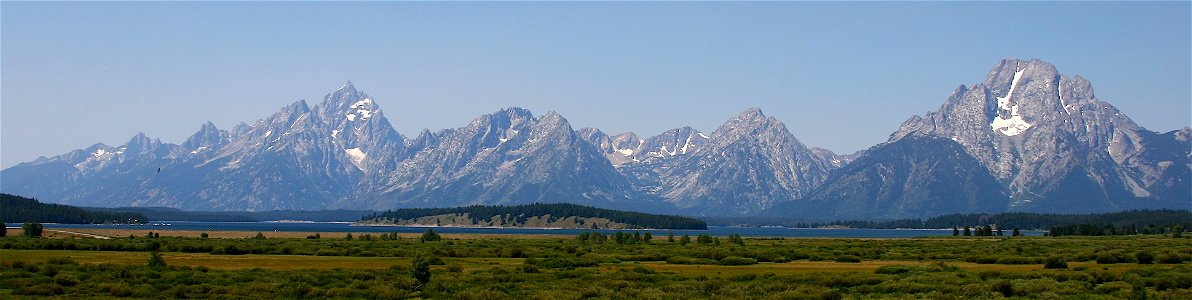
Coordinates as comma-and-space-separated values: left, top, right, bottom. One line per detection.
1, 229, 1190, 299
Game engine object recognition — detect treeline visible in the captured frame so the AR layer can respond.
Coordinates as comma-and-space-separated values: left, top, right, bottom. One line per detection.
1048, 224, 1184, 237
88, 207, 374, 222
796, 210, 1192, 231
363, 203, 707, 230
0, 193, 145, 224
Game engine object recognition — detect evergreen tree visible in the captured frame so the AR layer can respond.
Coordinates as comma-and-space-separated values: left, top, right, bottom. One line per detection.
0, 218, 6, 237
411, 253, 431, 285
667, 231, 675, 243
952, 227, 959, 236
680, 234, 691, 245
148, 251, 167, 269
963, 226, 971, 236
1012, 227, 1022, 237
643, 232, 653, 243
345, 233, 353, 240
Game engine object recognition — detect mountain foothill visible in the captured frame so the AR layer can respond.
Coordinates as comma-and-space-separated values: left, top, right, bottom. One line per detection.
3, 59, 1188, 219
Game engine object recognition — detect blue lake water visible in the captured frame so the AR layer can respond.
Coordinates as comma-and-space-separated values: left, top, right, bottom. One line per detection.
33, 221, 1046, 238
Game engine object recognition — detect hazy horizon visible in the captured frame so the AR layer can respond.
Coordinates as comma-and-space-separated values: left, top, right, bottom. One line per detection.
3, 2, 1190, 169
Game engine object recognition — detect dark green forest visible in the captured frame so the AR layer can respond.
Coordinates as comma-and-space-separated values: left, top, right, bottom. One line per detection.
0, 194, 145, 224
88, 207, 375, 222
363, 203, 707, 230
791, 210, 1192, 231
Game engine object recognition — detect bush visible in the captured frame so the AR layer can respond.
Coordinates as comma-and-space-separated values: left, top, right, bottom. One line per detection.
835, 255, 862, 263
718, 256, 758, 266
22, 222, 43, 238
875, 265, 913, 275
1043, 256, 1068, 269
421, 229, 441, 242
1135, 251, 1155, 264
1096, 252, 1133, 264
1158, 253, 1184, 264
991, 280, 1014, 297
534, 257, 598, 269
995, 257, 1036, 265
666, 256, 717, 265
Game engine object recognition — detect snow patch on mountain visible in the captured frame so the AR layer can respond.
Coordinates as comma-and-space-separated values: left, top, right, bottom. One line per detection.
990, 68, 1033, 136
345, 148, 366, 170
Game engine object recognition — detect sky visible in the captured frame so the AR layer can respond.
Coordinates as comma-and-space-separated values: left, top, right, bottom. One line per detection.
2, 2, 1190, 169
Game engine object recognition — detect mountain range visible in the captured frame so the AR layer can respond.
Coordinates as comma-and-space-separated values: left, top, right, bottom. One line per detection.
3, 59, 1188, 219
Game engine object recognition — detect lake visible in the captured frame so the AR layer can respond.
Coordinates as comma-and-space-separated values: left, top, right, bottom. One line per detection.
33, 221, 1046, 238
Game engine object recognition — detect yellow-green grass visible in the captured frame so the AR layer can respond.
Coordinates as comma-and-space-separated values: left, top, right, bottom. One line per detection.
53, 228, 568, 240
603, 260, 1153, 277
0, 249, 526, 271
2, 249, 1159, 276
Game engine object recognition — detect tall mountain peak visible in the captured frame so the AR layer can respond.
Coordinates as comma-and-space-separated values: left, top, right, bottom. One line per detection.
889, 58, 1188, 212
182, 121, 228, 152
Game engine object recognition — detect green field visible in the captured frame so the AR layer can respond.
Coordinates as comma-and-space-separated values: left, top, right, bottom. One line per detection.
1, 232, 1190, 299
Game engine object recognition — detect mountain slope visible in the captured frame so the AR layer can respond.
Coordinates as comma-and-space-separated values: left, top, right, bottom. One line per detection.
2, 83, 408, 211
772, 135, 1010, 220
621, 108, 837, 216
359, 108, 646, 211
890, 58, 1189, 212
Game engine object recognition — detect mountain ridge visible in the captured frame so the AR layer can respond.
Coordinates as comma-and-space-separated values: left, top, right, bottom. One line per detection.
3, 59, 1187, 219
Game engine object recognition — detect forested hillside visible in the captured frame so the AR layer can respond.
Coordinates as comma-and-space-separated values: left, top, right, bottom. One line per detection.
1, 193, 145, 224
813, 210, 1192, 230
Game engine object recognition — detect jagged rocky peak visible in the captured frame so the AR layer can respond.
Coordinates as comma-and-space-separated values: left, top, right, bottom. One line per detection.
637, 127, 707, 160
578, 128, 653, 166
887, 58, 1189, 213
123, 132, 160, 152
716, 107, 787, 136
462, 107, 535, 148
182, 121, 228, 152
407, 128, 440, 152
576, 127, 610, 145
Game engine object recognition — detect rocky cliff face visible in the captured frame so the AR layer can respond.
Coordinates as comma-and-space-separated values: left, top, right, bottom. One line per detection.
361, 108, 645, 211
890, 59, 1189, 212
617, 108, 838, 216
777, 135, 1010, 220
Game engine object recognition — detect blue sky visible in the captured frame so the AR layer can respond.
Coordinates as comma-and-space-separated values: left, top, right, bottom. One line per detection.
3, 2, 1190, 169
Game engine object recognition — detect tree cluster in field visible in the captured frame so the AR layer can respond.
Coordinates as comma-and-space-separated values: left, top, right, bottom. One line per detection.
792, 209, 1192, 231
575, 231, 654, 244
952, 225, 1007, 237
0, 194, 146, 224
362, 203, 706, 229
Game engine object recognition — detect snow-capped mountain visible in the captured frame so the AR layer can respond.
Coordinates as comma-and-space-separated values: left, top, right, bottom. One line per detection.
3, 59, 1186, 218
786, 58, 1190, 218
578, 126, 709, 166
616, 108, 839, 216
2, 82, 407, 211
351, 108, 648, 211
